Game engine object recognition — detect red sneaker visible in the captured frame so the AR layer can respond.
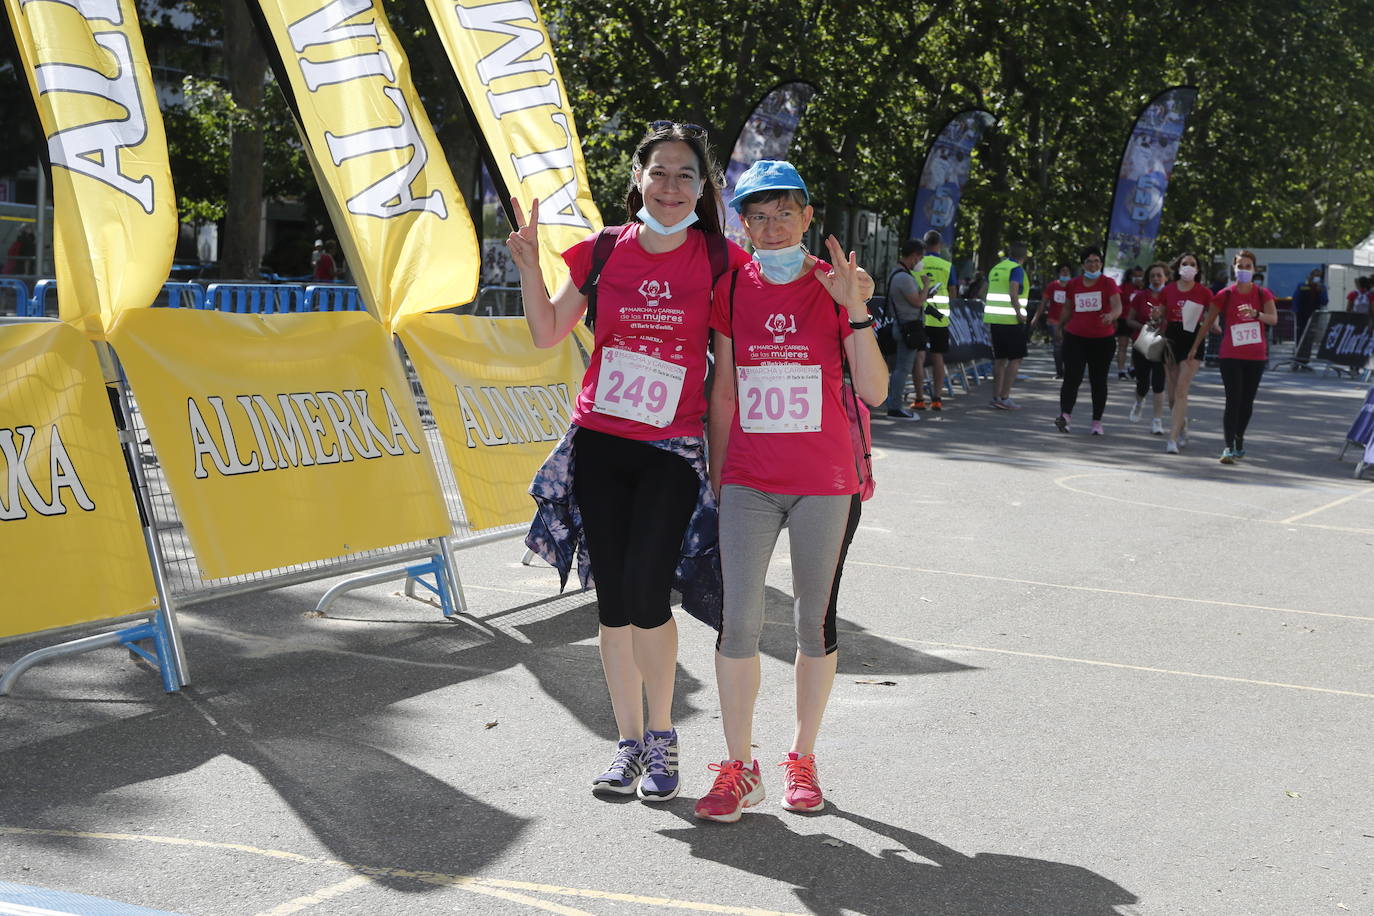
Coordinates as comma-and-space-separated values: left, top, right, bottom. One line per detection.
779, 752, 824, 812
693, 759, 764, 823
910, 398, 927, 410
931, 399, 943, 411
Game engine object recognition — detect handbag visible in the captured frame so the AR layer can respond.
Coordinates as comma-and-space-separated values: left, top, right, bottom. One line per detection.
838, 367, 876, 501
1134, 322, 1167, 361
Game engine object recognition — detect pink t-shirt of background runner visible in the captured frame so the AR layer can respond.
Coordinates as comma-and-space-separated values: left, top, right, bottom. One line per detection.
1213, 284, 1275, 360
1161, 281, 1213, 325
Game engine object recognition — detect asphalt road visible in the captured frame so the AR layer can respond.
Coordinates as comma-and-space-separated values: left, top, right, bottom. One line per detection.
2, 350, 1371, 916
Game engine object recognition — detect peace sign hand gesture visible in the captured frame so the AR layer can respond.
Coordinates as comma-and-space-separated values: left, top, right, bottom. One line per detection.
505, 197, 541, 275
813, 234, 867, 314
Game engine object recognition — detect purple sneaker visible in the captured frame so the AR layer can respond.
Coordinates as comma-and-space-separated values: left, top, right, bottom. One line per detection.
638, 728, 681, 801
592, 739, 643, 796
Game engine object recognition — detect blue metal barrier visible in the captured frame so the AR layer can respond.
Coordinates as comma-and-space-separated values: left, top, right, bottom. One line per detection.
0, 278, 28, 316
203, 282, 306, 313
29, 279, 57, 317
160, 281, 205, 309
304, 284, 364, 312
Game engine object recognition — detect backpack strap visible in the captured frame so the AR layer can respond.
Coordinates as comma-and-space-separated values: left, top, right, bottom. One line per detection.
707, 230, 730, 288
578, 225, 622, 330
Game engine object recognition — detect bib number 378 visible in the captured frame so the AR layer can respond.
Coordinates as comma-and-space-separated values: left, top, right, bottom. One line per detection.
738, 364, 822, 433
593, 347, 686, 428
1230, 321, 1263, 347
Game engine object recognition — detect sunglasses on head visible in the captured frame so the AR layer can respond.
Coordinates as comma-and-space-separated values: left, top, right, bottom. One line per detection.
649, 120, 707, 137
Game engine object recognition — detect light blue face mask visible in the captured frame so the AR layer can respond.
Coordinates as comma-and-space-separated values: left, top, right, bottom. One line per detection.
1150, 283, 1164, 292
1235, 268, 1254, 284
636, 204, 700, 236
753, 244, 807, 283
1083, 269, 1102, 280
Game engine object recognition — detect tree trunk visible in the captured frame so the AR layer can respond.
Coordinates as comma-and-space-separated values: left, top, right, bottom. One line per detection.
221, 0, 266, 281
977, 129, 1009, 271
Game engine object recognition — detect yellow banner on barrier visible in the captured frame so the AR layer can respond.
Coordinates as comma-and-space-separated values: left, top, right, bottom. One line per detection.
421, 0, 601, 292
110, 310, 449, 579
252, 0, 480, 330
4, 0, 176, 340
1, 323, 156, 638
398, 314, 582, 531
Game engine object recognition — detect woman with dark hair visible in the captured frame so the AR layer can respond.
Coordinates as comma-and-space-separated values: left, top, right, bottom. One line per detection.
1126, 262, 1169, 433
1191, 249, 1276, 463
1055, 246, 1122, 435
510, 122, 751, 802
1159, 251, 1212, 453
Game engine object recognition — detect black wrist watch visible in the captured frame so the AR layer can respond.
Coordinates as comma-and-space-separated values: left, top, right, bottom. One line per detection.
848, 316, 875, 330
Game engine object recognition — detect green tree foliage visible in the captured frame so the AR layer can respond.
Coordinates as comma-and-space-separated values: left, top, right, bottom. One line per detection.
544, 0, 1374, 275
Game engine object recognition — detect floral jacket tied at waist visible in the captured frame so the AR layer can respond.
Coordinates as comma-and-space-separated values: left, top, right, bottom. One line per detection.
525, 426, 723, 629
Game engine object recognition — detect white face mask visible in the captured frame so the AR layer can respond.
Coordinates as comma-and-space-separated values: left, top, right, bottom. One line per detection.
914, 258, 926, 272
753, 244, 807, 283
636, 205, 699, 236
1178, 265, 1198, 281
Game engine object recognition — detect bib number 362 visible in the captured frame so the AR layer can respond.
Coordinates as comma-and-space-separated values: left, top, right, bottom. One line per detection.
593, 347, 686, 428
1230, 321, 1263, 347
738, 364, 822, 433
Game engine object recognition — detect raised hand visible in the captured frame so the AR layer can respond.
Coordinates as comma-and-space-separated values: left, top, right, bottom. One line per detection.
505, 197, 541, 275
813, 234, 865, 309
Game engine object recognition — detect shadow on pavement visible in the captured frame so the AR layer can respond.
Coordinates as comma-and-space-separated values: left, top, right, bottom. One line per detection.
759, 586, 977, 677
0, 589, 628, 892
870, 351, 1367, 484
660, 804, 1137, 916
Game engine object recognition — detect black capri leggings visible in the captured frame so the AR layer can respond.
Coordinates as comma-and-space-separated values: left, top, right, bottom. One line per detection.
1133, 349, 1165, 397
1219, 358, 1265, 450
573, 426, 700, 629
1060, 332, 1116, 420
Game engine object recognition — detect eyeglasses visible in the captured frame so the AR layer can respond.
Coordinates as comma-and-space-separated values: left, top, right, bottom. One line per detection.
740, 210, 801, 229
650, 120, 707, 137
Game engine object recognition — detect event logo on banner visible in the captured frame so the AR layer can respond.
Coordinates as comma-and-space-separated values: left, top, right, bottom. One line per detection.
908, 110, 995, 248
422, 0, 600, 293
1104, 86, 1197, 281
4, 0, 176, 340
398, 315, 584, 530
1319, 313, 1374, 370
720, 82, 816, 249
0, 323, 156, 637
110, 310, 449, 579
250, 0, 480, 328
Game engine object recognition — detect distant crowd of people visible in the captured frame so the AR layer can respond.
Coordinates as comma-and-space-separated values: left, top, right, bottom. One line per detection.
885, 243, 1281, 463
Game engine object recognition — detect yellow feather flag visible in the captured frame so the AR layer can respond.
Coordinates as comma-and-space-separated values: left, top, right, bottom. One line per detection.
4, 0, 176, 340
421, 0, 601, 293
251, 0, 481, 331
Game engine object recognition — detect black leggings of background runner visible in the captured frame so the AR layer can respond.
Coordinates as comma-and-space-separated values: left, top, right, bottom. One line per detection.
1219, 358, 1265, 450
1060, 332, 1115, 420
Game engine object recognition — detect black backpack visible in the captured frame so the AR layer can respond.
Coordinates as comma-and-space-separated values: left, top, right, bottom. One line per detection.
578, 225, 730, 331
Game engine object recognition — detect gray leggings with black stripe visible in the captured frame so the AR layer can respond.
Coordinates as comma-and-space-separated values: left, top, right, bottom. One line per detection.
717, 485, 861, 659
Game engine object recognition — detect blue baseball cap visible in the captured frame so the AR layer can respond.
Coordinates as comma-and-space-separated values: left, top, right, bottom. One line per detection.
729, 160, 809, 212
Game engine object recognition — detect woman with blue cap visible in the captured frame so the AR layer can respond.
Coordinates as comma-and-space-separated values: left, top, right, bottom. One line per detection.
508, 122, 752, 803
695, 160, 888, 822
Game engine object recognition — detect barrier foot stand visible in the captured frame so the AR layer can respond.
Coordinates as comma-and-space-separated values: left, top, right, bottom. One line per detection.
117, 373, 190, 689
315, 566, 415, 615
0, 618, 176, 696
432, 537, 497, 639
